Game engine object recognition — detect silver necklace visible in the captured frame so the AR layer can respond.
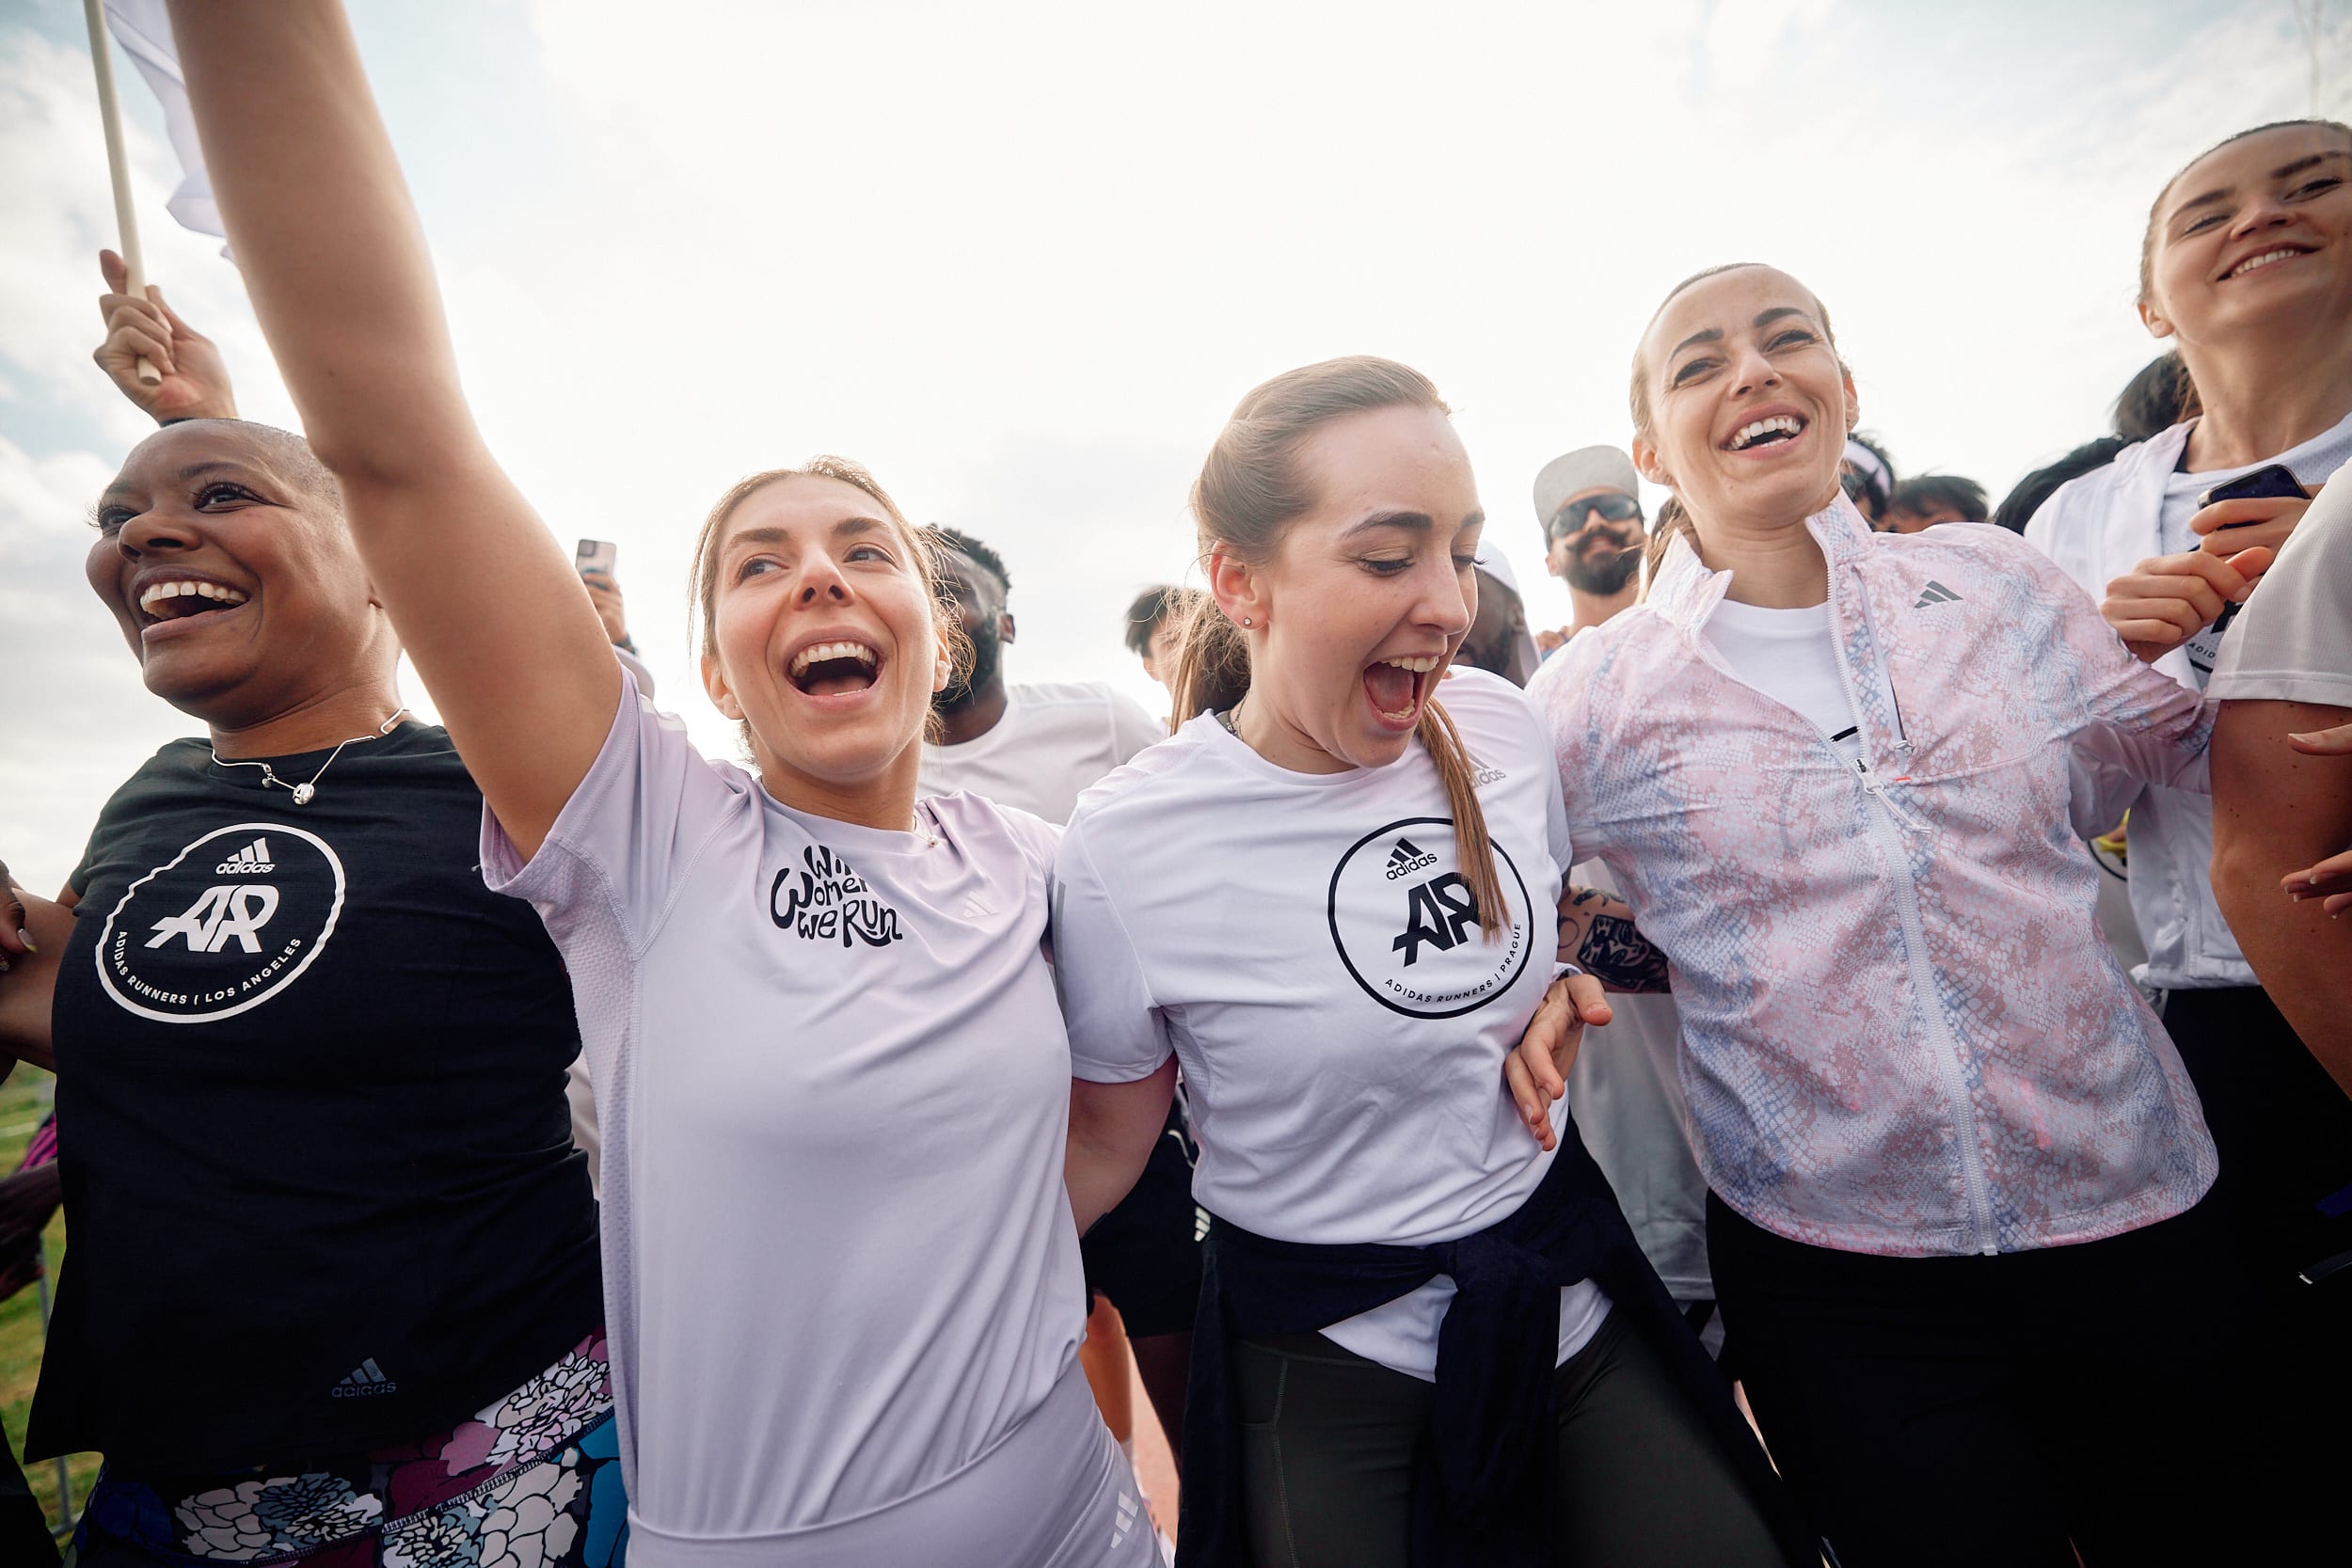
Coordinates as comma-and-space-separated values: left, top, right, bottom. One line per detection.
210, 707, 408, 805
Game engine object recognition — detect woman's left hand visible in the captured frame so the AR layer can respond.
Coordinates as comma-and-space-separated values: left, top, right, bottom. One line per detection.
2192, 493, 2309, 562
1503, 974, 1613, 1150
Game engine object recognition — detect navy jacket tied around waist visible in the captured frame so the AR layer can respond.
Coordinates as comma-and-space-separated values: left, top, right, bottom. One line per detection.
1172, 1120, 1813, 1567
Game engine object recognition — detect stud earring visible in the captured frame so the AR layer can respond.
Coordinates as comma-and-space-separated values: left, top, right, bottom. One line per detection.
1242, 616, 1254, 627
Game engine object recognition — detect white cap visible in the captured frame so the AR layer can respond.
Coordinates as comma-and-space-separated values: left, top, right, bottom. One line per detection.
1533, 446, 1640, 529
1841, 438, 1892, 497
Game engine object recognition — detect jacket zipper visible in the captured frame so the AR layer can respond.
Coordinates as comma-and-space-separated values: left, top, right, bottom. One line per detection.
1821, 571, 1998, 1255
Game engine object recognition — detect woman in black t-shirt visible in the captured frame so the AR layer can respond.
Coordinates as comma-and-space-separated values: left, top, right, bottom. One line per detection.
0, 394, 622, 1564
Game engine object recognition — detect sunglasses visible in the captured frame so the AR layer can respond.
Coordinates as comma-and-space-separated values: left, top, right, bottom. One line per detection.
1547, 491, 1643, 543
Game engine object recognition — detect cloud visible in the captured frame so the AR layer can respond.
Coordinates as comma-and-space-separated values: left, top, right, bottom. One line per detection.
0, 436, 115, 551
0, 435, 191, 895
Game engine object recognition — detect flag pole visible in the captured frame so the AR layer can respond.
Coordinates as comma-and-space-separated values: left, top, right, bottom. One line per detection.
82, 0, 162, 387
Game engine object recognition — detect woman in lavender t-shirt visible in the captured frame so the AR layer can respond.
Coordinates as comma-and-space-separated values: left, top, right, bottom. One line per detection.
170, 7, 1173, 1563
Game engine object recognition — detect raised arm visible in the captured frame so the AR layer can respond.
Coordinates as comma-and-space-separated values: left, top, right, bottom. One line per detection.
95, 249, 238, 422
169, 0, 616, 858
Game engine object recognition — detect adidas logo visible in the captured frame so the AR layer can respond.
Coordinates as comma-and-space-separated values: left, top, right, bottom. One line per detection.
1912, 580, 1962, 610
1385, 838, 1440, 881
330, 1357, 398, 1399
214, 837, 275, 876
1111, 1488, 1139, 1549
1473, 764, 1507, 787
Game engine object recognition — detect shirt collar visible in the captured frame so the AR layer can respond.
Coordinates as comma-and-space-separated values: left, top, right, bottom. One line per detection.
1646, 491, 1876, 631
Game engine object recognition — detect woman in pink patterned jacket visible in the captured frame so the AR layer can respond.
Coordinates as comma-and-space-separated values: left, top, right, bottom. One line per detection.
1521, 263, 2313, 1566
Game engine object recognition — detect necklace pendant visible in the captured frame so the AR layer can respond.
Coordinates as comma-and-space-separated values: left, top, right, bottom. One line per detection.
290, 782, 317, 805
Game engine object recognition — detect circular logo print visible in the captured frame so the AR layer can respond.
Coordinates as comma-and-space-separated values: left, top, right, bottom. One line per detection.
1327, 816, 1534, 1019
94, 822, 347, 1023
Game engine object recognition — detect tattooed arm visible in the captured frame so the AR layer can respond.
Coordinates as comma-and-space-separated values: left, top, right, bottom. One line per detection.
1559, 884, 1670, 994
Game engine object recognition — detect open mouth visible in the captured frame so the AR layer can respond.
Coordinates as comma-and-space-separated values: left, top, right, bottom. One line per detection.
787, 639, 881, 697
1724, 415, 1806, 452
2226, 245, 2311, 279
1363, 654, 1440, 729
135, 578, 250, 630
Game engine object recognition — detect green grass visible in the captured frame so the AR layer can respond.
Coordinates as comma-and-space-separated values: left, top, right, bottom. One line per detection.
0, 1064, 97, 1541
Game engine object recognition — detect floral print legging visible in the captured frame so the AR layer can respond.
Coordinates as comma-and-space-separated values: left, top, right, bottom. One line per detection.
72, 1330, 624, 1567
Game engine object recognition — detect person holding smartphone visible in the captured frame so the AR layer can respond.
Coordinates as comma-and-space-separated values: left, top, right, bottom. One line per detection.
2023, 119, 2352, 1359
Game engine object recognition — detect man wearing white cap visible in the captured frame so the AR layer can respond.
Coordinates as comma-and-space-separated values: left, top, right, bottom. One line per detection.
1526, 444, 1724, 1360
1532, 444, 1650, 653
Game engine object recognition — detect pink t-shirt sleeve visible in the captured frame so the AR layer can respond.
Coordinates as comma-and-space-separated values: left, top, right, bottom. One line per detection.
480, 666, 747, 952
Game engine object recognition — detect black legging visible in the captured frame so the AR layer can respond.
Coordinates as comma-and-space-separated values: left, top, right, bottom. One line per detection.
1232, 1309, 1794, 1568
1708, 1189, 2321, 1566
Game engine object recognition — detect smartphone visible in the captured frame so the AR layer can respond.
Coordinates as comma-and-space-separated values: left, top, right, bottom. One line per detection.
2197, 462, 2307, 515
576, 539, 617, 578
2185, 465, 2306, 682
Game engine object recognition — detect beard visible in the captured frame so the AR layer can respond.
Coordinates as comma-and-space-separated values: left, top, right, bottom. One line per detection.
1563, 524, 1644, 596
934, 622, 1003, 713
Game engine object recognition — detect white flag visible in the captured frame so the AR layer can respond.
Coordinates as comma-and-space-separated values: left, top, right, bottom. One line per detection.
101, 0, 224, 244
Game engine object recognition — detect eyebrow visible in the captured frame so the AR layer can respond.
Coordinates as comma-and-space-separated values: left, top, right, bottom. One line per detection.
1666, 306, 1815, 365
1667, 326, 1723, 360
2172, 150, 2352, 217
99, 459, 260, 504
1341, 508, 1486, 539
723, 515, 890, 551
177, 460, 259, 483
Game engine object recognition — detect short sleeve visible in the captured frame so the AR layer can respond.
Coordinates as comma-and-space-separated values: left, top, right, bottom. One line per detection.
1105, 689, 1169, 765
2210, 471, 2352, 708
1051, 815, 1172, 1084
479, 666, 744, 952
68, 826, 102, 901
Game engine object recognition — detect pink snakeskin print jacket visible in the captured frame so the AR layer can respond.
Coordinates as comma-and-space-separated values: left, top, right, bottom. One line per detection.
1527, 496, 2217, 1258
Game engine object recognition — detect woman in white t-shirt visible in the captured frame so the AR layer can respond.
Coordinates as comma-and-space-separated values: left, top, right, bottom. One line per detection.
171, 8, 1166, 1565
2022, 119, 2352, 1372
1521, 261, 2314, 1564
1056, 357, 1806, 1568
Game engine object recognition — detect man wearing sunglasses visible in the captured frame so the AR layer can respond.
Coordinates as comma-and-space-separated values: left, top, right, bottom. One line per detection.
1524, 443, 1724, 1363
1534, 444, 1649, 655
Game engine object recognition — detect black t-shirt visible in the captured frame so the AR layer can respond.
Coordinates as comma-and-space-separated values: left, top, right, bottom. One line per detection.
28, 725, 601, 1472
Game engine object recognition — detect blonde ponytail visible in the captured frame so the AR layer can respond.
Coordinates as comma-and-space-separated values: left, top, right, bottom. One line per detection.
1416, 696, 1505, 940
1166, 586, 1251, 732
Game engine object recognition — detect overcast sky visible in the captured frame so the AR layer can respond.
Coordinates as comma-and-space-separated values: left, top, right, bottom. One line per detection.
3, 0, 2344, 892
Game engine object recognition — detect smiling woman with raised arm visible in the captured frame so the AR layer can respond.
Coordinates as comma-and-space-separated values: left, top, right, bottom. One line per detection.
167, 3, 1168, 1564
2, 274, 617, 1562
1052, 357, 1810, 1568
1518, 261, 2322, 1564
